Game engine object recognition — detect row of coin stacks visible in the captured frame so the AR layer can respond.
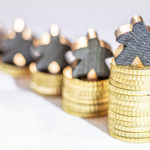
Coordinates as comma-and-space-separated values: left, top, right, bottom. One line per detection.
0, 15, 150, 143
109, 15, 150, 143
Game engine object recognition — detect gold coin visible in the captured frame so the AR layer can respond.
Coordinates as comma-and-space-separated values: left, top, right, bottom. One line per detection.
109, 121, 150, 132
109, 78, 150, 90
62, 99, 108, 113
110, 91, 150, 102
63, 91, 108, 104
110, 71, 150, 81
30, 81, 61, 95
31, 71, 62, 86
109, 84, 150, 96
30, 71, 62, 95
63, 76, 109, 87
110, 75, 150, 86
109, 118, 150, 127
63, 87, 108, 100
109, 96, 150, 107
109, 99, 150, 111
109, 106, 150, 117
63, 86, 109, 97
109, 110, 150, 122
110, 61, 150, 76
63, 105, 107, 118
0, 62, 29, 77
64, 83, 109, 92
109, 130, 150, 143
109, 126, 150, 138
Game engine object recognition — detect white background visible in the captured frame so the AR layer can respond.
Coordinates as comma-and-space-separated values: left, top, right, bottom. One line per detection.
0, 0, 150, 50
0, 0, 150, 149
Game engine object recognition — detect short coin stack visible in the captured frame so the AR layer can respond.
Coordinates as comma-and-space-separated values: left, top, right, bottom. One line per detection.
62, 67, 109, 117
30, 70, 62, 95
109, 59, 150, 143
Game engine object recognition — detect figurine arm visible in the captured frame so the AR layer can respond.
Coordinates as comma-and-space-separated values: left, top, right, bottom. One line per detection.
30, 46, 42, 60
73, 47, 89, 59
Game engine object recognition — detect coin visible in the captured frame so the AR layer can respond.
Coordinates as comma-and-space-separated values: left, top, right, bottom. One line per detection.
110, 75, 150, 86
63, 76, 109, 87
109, 118, 150, 127
32, 71, 62, 86
63, 86, 109, 96
109, 126, 150, 138
109, 78, 150, 90
63, 92, 108, 104
63, 105, 107, 118
30, 72, 62, 95
109, 106, 150, 117
109, 121, 150, 132
109, 130, 150, 143
0, 62, 29, 77
110, 60, 150, 75
110, 91, 150, 102
63, 87, 109, 100
110, 71, 150, 80
109, 97, 150, 107
109, 84, 150, 96
30, 81, 61, 95
109, 110, 150, 122
62, 99, 108, 113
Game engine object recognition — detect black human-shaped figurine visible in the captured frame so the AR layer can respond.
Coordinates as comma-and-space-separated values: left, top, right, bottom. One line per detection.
114, 15, 150, 66
72, 29, 113, 80
35, 24, 71, 74
1, 18, 34, 67
0, 24, 7, 54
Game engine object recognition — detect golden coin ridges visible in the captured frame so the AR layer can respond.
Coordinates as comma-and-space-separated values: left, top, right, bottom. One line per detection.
30, 72, 62, 95
62, 72, 109, 117
0, 62, 29, 77
109, 63, 150, 143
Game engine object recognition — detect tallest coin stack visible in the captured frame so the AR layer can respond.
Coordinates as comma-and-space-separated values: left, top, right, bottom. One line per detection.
108, 15, 150, 143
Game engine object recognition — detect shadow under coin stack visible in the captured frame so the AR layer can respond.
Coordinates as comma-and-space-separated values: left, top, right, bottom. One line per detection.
62, 29, 113, 117
109, 15, 150, 143
0, 18, 35, 77
30, 24, 71, 95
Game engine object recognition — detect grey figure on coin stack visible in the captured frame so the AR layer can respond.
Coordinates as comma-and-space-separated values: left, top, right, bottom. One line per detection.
0, 24, 7, 54
0, 18, 35, 77
72, 29, 112, 80
115, 17, 150, 66
109, 15, 150, 143
62, 29, 113, 118
30, 24, 71, 95
35, 25, 71, 73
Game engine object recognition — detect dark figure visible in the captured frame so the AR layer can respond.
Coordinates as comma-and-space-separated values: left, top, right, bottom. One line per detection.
35, 25, 71, 73
72, 30, 113, 80
1, 18, 34, 67
115, 15, 150, 66
2, 33, 33, 66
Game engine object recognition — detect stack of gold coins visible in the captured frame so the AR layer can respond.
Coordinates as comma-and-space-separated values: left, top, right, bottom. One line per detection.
109, 59, 150, 142
0, 62, 29, 77
30, 62, 63, 95
62, 67, 109, 117
108, 15, 150, 143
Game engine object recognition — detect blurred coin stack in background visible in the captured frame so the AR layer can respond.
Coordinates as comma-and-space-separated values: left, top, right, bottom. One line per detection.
109, 15, 150, 143
62, 29, 113, 117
